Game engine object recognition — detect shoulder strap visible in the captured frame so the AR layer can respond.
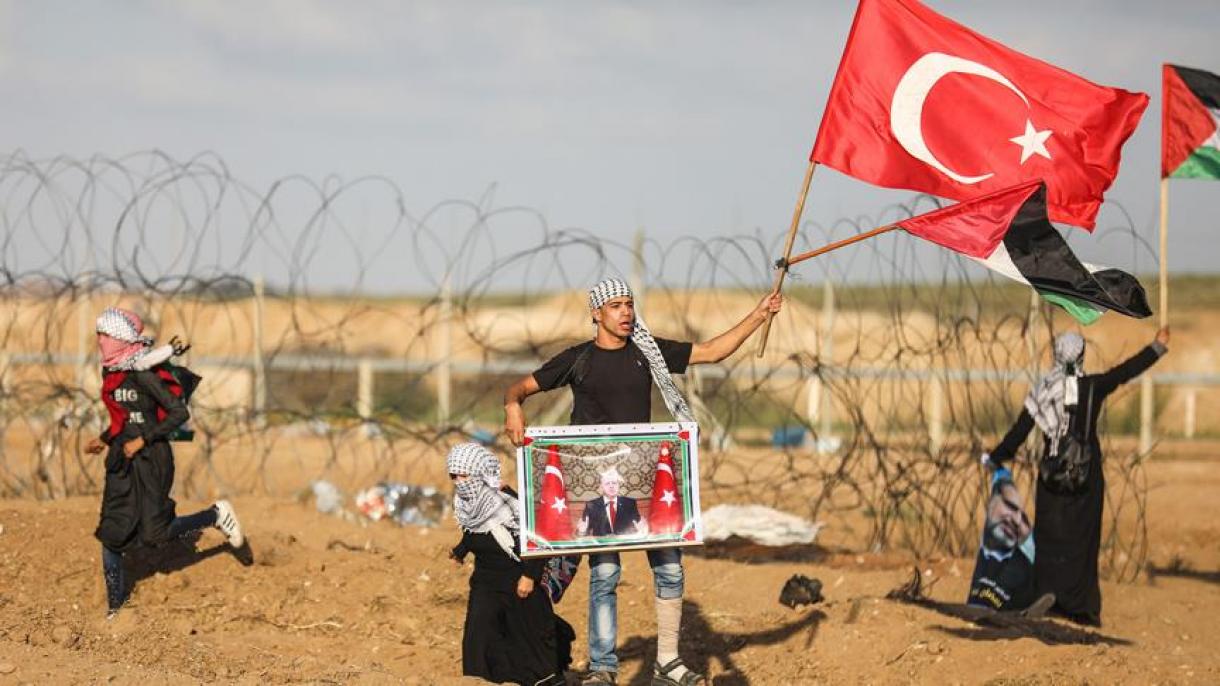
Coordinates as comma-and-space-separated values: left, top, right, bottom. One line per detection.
1084, 382, 1095, 438
100, 371, 130, 438
1069, 381, 1095, 441
557, 341, 595, 388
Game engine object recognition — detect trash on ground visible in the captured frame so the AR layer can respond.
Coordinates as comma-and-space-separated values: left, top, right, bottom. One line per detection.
701, 504, 823, 546
355, 482, 448, 526
779, 574, 824, 608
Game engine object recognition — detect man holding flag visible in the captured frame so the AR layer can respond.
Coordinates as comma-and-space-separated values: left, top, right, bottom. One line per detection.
503, 279, 781, 685
755, 0, 1150, 355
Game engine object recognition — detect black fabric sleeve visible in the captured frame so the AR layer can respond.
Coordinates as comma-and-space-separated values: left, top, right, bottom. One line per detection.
990, 409, 1035, 465
1092, 344, 1165, 398
522, 556, 546, 582
656, 338, 693, 375
531, 345, 584, 391
451, 531, 471, 562
131, 370, 189, 443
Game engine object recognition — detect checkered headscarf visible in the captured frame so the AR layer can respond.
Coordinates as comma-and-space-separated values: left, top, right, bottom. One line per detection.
95, 308, 171, 371
446, 442, 519, 560
588, 278, 694, 423
1024, 332, 1086, 455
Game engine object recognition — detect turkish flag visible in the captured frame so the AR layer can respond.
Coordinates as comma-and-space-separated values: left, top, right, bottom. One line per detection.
811, 0, 1148, 230
648, 442, 685, 535
534, 445, 573, 542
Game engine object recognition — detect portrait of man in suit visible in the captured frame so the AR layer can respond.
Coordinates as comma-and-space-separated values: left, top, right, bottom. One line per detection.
578, 466, 647, 537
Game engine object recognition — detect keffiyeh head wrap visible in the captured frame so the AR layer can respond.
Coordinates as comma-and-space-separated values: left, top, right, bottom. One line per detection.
588, 278, 694, 423
95, 308, 173, 372
1024, 332, 1085, 455
446, 442, 520, 560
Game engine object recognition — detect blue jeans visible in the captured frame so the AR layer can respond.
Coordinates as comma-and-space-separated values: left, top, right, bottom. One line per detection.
587, 548, 684, 673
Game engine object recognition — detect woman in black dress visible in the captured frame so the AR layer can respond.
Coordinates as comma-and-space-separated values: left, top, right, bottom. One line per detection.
84, 308, 245, 618
988, 327, 1169, 626
446, 443, 571, 686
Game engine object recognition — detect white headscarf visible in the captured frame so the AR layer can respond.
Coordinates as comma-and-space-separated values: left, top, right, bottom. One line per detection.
446, 442, 519, 561
588, 278, 694, 423
1024, 332, 1085, 455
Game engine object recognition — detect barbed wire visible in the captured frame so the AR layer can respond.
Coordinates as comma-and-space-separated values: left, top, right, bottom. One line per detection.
0, 150, 1162, 578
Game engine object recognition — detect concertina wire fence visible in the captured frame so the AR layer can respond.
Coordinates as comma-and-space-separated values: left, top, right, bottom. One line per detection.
0, 150, 1163, 578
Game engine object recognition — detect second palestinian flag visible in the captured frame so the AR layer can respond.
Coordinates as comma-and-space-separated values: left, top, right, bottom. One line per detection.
1163, 64, 1220, 180
898, 180, 1151, 325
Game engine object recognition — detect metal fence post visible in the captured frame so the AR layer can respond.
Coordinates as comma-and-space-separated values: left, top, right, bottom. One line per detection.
819, 279, 835, 445
436, 275, 452, 428
1184, 388, 1196, 439
928, 374, 944, 454
252, 276, 266, 427
1139, 375, 1154, 454
357, 358, 374, 436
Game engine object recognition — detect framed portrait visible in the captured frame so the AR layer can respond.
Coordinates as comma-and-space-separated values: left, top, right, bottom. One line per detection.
515, 422, 702, 557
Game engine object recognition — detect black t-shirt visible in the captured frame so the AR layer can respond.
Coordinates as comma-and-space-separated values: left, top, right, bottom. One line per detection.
531, 338, 693, 425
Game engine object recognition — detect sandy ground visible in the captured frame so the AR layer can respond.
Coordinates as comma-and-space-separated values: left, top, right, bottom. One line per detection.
0, 457, 1217, 686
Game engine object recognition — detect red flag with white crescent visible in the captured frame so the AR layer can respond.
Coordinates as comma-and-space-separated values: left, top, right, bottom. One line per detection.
648, 441, 684, 535
535, 445, 573, 542
811, 0, 1148, 230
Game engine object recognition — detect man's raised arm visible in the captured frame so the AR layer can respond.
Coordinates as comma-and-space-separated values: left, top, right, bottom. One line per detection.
689, 292, 783, 365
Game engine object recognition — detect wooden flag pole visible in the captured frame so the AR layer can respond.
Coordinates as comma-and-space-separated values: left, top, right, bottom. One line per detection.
783, 223, 900, 269
1159, 178, 1169, 328
756, 161, 818, 358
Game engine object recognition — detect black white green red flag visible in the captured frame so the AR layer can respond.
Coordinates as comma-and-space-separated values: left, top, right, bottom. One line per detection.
1163, 64, 1220, 180
897, 180, 1152, 325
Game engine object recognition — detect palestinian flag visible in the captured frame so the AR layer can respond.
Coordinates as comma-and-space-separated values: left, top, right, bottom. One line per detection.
898, 180, 1151, 324
1163, 64, 1220, 180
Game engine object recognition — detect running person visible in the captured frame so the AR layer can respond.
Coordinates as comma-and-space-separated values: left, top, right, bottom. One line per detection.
84, 308, 245, 618
504, 279, 782, 685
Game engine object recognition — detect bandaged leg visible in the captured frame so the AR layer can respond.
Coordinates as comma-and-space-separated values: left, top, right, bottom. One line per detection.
649, 548, 697, 681
655, 597, 687, 675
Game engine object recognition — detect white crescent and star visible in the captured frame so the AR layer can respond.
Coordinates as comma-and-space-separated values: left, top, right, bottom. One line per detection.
550, 496, 567, 514
890, 52, 1053, 184
659, 490, 676, 507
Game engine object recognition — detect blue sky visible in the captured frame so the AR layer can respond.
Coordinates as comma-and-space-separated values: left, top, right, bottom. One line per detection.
2, 1, 1216, 293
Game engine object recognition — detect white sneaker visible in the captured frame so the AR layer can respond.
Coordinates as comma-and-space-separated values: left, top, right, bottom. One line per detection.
214, 500, 245, 548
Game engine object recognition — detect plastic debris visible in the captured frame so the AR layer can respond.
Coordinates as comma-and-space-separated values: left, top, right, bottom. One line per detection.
355, 482, 448, 527
771, 425, 806, 448
468, 428, 496, 446
311, 480, 344, 514
701, 504, 824, 547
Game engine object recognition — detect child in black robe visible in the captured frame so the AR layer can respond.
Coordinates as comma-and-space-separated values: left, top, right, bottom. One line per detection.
446, 443, 572, 686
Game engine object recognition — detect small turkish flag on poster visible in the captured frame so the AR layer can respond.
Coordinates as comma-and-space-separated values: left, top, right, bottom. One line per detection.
535, 445, 573, 542
648, 442, 684, 535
